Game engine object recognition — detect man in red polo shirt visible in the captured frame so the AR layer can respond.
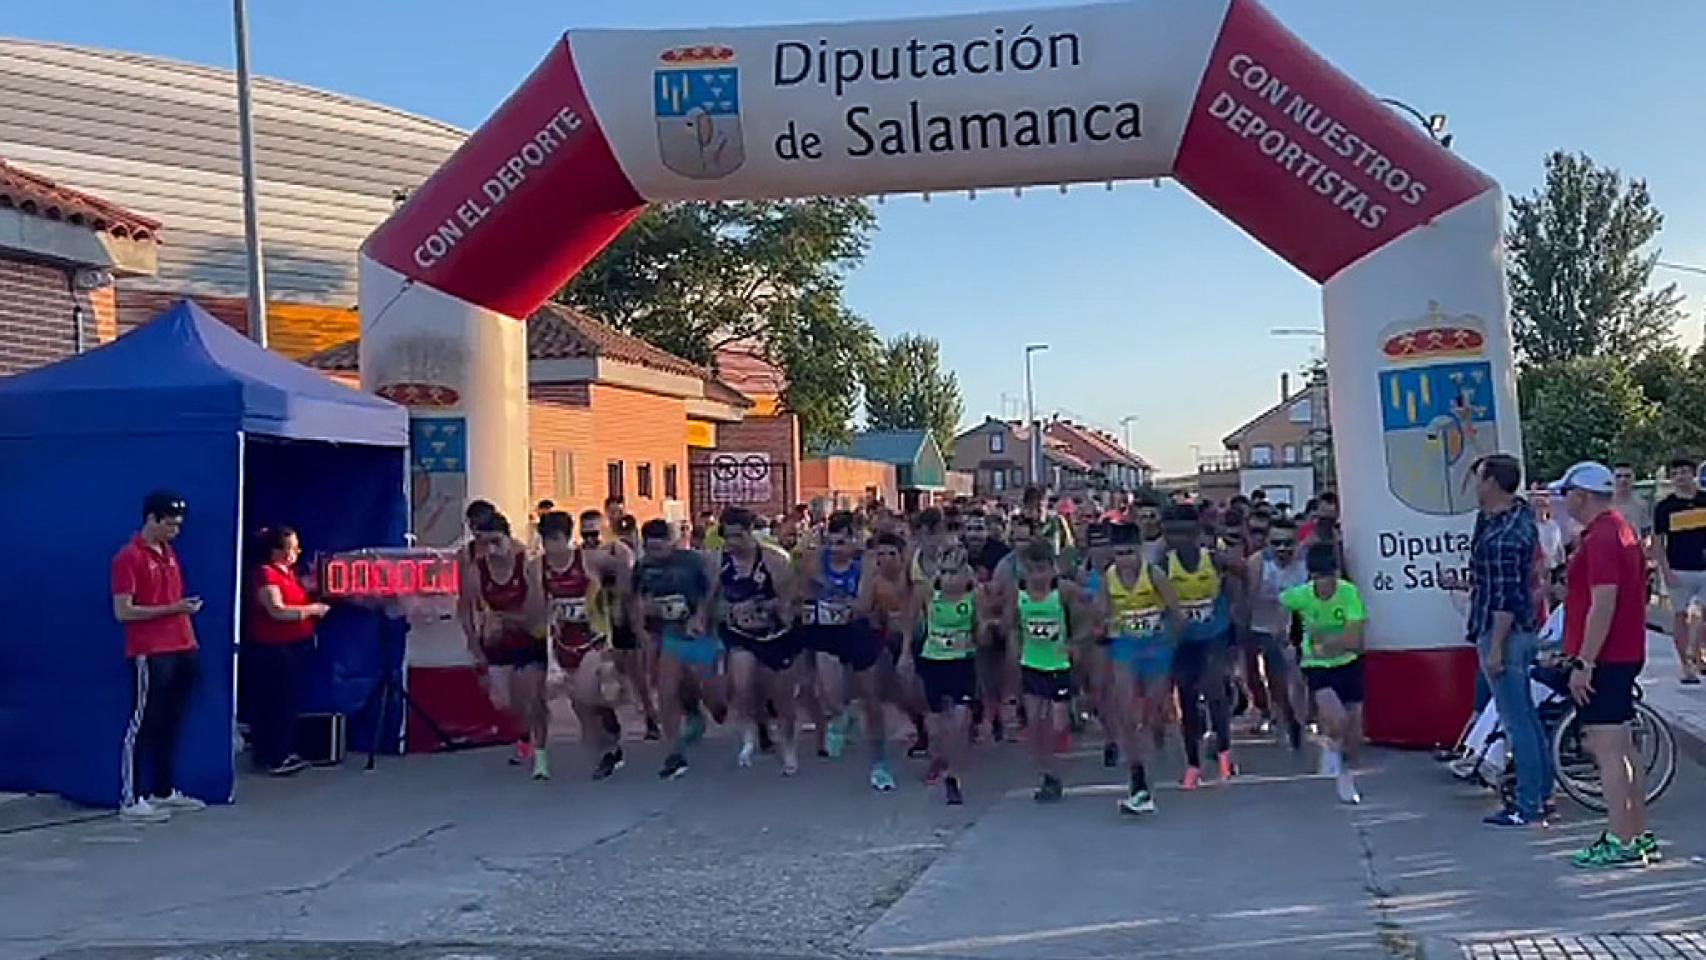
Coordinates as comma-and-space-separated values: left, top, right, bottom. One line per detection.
1551, 462, 1659, 868
111, 490, 206, 823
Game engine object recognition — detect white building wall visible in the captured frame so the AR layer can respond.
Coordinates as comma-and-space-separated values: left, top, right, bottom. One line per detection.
1241, 466, 1315, 508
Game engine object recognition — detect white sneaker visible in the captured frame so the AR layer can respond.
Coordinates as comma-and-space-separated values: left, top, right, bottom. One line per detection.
780, 741, 799, 777
152, 791, 205, 812
737, 731, 757, 768
119, 799, 171, 823
1336, 772, 1362, 805
1318, 748, 1342, 778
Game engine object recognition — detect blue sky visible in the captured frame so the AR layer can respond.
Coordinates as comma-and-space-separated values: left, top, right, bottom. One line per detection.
9, 1, 1703, 473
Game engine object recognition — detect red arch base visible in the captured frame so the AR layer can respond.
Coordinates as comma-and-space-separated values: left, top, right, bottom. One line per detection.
1361, 647, 1479, 749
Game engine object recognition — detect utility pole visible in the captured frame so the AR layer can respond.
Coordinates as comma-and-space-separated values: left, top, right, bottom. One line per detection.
1024, 344, 1048, 487
234, 0, 267, 346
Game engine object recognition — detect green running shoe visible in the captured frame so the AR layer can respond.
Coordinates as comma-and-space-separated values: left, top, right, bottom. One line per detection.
1571, 832, 1648, 869
825, 713, 849, 759
1118, 790, 1156, 816
683, 711, 706, 747
1634, 831, 1662, 862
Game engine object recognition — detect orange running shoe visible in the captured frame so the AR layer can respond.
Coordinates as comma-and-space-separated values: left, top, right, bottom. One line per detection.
1218, 753, 1236, 782
1181, 766, 1202, 790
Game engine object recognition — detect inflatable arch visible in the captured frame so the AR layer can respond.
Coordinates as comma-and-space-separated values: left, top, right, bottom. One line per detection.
360, 0, 1520, 746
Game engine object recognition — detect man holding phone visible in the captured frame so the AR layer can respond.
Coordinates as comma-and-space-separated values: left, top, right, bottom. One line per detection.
111, 490, 207, 822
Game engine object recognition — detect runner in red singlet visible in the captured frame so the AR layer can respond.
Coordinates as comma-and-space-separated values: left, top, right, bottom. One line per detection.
459, 511, 550, 780
538, 511, 625, 780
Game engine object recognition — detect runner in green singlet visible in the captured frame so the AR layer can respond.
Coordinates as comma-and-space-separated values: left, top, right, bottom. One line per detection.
1281, 542, 1367, 805
1008, 538, 1090, 803
901, 544, 978, 806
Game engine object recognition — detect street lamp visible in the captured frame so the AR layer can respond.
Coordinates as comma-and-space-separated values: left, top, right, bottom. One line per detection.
1378, 97, 1452, 149
1024, 343, 1049, 486
1119, 414, 1140, 451
1270, 327, 1325, 338
233, 0, 268, 347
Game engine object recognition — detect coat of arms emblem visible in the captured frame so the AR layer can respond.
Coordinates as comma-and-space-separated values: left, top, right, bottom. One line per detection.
655, 45, 745, 180
1377, 303, 1499, 516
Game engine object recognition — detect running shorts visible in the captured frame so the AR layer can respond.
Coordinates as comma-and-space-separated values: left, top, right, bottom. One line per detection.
1670, 569, 1706, 612
611, 623, 639, 652
661, 628, 722, 672
721, 626, 800, 672
1575, 662, 1639, 727
807, 620, 880, 672
552, 631, 604, 673
1108, 635, 1175, 683
1303, 660, 1365, 706
916, 656, 977, 712
1022, 666, 1075, 702
484, 635, 547, 669
1248, 631, 1289, 671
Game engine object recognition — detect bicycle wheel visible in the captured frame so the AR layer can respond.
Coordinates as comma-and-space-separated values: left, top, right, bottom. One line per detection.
1634, 701, 1678, 807
1550, 707, 1605, 813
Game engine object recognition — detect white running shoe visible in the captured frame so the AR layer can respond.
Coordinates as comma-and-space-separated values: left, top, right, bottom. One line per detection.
153, 791, 205, 812
780, 741, 800, 777
1318, 748, 1342, 778
1336, 772, 1361, 805
532, 749, 551, 781
738, 731, 757, 768
120, 798, 170, 823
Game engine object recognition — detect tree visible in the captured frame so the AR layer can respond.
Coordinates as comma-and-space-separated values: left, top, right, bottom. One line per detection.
1506, 151, 1685, 366
559, 198, 880, 448
863, 334, 964, 452
1518, 357, 1658, 480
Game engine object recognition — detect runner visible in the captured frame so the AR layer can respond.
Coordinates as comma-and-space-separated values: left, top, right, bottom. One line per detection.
459, 512, 550, 780
1653, 456, 1706, 684
1246, 516, 1307, 749
1129, 493, 1167, 566
902, 544, 978, 805
909, 507, 949, 586
711, 507, 801, 775
1161, 503, 1237, 789
1281, 542, 1366, 805
965, 509, 1012, 743
1102, 522, 1179, 815
1009, 538, 1090, 803
860, 531, 925, 758
538, 511, 624, 780
631, 518, 719, 780
582, 509, 656, 741
801, 511, 892, 790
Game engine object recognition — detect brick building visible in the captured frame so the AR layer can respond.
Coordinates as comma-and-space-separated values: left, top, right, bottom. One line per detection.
799, 455, 898, 512
0, 158, 158, 375
306, 304, 751, 525
1218, 372, 1329, 509
689, 342, 803, 523
952, 416, 1151, 499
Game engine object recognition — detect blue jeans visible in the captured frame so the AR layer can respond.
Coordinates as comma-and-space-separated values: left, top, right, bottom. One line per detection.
1479, 629, 1551, 817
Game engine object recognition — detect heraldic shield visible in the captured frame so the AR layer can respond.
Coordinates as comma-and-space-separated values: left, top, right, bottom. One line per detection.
655, 45, 745, 180
1377, 303, 1500, 517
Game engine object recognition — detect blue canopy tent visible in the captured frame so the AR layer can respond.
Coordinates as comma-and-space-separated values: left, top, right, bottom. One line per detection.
0, 300, 409, 808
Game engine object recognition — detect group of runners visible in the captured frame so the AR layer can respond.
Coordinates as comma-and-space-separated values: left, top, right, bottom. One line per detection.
458, 486, 1368, 813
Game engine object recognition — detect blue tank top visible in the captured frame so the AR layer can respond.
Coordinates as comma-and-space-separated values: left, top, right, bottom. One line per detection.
819, 549, 862, 600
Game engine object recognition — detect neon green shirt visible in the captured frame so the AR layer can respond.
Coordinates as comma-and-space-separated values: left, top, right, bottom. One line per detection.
922, 589, 976, 661
1280, 579, 1365, 670
1018, 586, 1071, 672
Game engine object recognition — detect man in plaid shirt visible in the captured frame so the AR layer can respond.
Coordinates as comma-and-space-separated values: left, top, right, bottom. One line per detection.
1467, 454, 1550, 826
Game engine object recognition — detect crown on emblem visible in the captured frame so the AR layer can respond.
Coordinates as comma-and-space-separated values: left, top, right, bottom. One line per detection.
661, 45, 736, 64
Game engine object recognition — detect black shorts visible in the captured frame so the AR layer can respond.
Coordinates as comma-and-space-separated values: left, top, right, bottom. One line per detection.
1022, 666, 1075, 702
1576, 662, 1639, 727
611, 623, 639, 652
917, 657, 977, 712
1303, 660, 1364, 706
721, 626, 800, 672
485, 642, 547, 669
807, 621, 880, 672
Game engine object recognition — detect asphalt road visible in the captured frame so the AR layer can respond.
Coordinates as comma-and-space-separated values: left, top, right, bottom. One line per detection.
6, 707, 1706, 960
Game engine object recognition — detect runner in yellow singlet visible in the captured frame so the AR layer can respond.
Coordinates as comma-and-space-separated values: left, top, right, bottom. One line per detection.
1101, 522, 1188, 815
1161, 503, 1237, 790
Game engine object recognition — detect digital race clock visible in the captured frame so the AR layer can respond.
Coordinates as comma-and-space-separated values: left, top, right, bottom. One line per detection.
317, 548, 461, 603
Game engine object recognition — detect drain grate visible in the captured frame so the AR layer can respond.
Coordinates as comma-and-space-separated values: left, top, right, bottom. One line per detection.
1460, 933, 1706, 959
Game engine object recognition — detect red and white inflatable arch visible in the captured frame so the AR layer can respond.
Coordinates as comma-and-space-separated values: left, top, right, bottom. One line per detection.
361, 0, 1520, 746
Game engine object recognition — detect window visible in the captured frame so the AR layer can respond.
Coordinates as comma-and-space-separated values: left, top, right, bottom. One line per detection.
637, 462, 654, 499
553, 450, 576, 500
1249, 444, 1274, 467
1301, 443, 1314, 462
1283, 444, 1299, 465
991, 469, 1007, 493
1288, 399, 1313, 424
1010, 468, 1024, 486
664, 463, 679, 501
989, 432, 1006, 454
606, 460, 624, 500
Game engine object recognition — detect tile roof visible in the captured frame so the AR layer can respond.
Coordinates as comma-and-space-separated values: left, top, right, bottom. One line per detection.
824, 429, 931, 466
714, 341, 788, 396
300, 303, 751, 407
1045, 420, 1151, 469
0, 157, 160, 241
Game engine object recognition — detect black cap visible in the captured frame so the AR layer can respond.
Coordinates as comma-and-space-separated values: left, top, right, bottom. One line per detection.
142, 489, 187, 521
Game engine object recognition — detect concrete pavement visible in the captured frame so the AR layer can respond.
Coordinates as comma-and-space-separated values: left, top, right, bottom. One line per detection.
3, 712, 1704, 960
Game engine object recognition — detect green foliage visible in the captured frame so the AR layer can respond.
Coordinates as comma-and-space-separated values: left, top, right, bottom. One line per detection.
558, 198, 880, 448
1506, 151, 1685, 366
863, 334, 964, 454
1518, 357, 1657, 480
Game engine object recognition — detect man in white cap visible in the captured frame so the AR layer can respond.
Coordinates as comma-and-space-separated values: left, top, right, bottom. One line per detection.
1551, 462, 1659, 868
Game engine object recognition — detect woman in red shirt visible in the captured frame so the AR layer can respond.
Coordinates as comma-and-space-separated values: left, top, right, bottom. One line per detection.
244, 525, 329, 776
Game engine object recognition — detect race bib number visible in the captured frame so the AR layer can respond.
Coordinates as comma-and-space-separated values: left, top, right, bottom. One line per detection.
552, 597, 588, 625
1026, 619, 1062, 642
816, 600, 853, 626
649, 594, 690, 622
1119, 611, 1162, 635
1181, 603, 1215, 624
731, 601, 771, 632
928, 629, 970, 653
